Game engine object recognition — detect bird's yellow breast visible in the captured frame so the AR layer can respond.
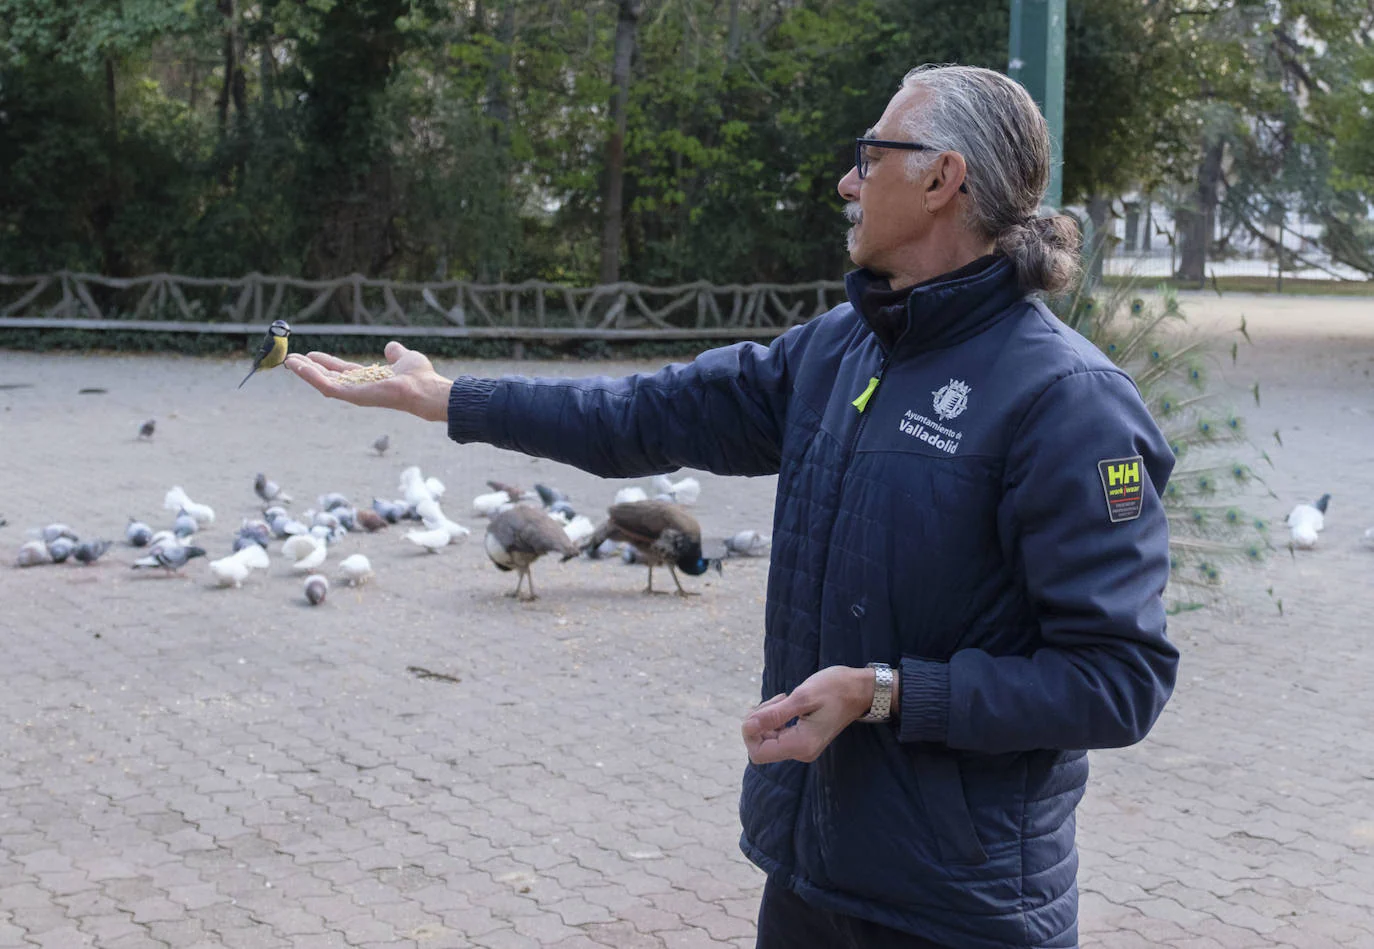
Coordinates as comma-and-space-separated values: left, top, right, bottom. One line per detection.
261, 334, 289, 370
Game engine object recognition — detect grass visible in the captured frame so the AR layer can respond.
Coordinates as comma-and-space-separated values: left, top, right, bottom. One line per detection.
1103, 274, 1374, 296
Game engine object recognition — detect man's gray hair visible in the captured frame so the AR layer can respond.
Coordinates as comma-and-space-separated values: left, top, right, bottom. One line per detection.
899, 64, 1079, 294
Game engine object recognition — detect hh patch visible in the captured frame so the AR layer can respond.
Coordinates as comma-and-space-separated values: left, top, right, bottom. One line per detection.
1098, 455, 1145, 523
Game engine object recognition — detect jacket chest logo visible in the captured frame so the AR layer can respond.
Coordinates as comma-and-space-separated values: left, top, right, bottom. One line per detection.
932, 379, 971, 421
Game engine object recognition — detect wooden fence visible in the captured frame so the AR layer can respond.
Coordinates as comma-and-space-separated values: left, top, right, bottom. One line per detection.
0, 271, 849, 341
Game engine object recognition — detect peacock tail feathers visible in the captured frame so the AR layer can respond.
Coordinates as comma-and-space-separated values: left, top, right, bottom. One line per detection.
1049, 275, 1274, 605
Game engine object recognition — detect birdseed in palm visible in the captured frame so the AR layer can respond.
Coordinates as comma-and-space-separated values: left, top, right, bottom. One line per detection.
338, 364, 395, 385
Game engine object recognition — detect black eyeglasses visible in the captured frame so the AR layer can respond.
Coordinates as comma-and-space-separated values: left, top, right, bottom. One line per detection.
854, 138, 969, 193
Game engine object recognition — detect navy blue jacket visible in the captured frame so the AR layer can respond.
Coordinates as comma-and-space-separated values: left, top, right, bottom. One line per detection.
447, 256, 1178, 949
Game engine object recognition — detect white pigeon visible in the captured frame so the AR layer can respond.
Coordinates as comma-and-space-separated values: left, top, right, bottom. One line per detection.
164, 486, 215, 526
1286, 493, 1329, 550
561, 514, 596, 547
237, 544, 270, 571
725, 530, 771, 558
339, 554, 374, 587
404, 526, 452, 553
651, 474, 701, 505
614, 486, 649, 505
415, 498, 470, 541
472, 491, 516, 517
291, 540, 328, 572
282, 534, 320, 562
208, 554, 252, 589
16, 541, 52, 567
399, 466, 443, 507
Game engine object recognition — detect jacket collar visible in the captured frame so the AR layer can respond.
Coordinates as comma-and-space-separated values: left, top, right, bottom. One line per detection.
844, 255, 1026, 357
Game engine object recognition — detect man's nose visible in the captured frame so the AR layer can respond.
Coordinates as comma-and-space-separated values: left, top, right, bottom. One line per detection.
837, 166, 860, 202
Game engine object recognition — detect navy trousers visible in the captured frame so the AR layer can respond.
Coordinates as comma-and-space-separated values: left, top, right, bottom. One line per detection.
755, 877, 953, 949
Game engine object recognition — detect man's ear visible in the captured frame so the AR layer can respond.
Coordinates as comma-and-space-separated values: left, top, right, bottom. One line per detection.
924, 152, 968, 214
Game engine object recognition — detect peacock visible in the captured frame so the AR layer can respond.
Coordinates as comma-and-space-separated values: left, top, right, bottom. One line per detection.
1049, 276, 1276, 609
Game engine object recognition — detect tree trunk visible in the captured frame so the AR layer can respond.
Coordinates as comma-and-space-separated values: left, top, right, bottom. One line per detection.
216, 0, 238, 137
1176, 141, 1224, 286
598, 0, 641, 285
726, 0, 743, 62
1084, 195, 1111, 285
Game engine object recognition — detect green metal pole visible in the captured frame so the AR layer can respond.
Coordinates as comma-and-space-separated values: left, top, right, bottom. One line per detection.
1008, 0, 1066, 209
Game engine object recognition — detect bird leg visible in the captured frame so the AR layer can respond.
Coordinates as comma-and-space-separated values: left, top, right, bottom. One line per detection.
507, 571, 525, 599
669, 566, 698, 597
522, 569, 539, 602
642, 566, 668, 595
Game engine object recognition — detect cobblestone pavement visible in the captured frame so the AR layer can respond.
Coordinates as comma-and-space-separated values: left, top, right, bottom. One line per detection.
1, 294, 1372, 948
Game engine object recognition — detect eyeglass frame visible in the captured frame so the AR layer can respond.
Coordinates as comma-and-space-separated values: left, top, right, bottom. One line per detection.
854, 138, 969, 193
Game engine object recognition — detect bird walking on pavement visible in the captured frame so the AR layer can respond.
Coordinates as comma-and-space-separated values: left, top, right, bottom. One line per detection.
586, 500, 721, 596
238, 320, 292, 389
484, 505, 581, 601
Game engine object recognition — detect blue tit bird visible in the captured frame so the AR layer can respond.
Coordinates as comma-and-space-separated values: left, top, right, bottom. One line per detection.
238, 320, 292, 389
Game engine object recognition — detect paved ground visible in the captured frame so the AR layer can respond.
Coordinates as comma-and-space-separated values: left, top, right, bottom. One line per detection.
1, 292, 1372, 948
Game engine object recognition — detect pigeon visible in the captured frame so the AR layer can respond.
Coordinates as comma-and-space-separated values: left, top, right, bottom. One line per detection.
472, 490, 516, 517
587, 538, 620, 560
561, 515, 596, 547
317, 493, 351, 512
372, 498, 407, 524
332, 507, 358, 532
164, 486, 214, 526
132, 545, 207, 575
254, 473, 292, 504
614, 486, 649, 505
652, 474, 701, 505
399, 467, 445, 507
282, 534, 322, 562
173, 510, 199, 539
372, 435, 390, 456
724, 530, 771, 558
16, 541, 51, 567
233, 543, 270, 571
339, 554, 373, 587
311, 511, 342, 532
483, 505, 582, 601
356, 509, 389, 532
234, 520, 272, 550
125, 519, 154, 547
40, 523, 78, 544
208, 554, 253, 588
292, 540, 327, 572
263, 505, 288, 522
137, 418, 156, 440
414, 498, 471, 541
586, 500, 722, 596
268, 514, 309, 538
72, 540, 112, 565
404, 526, 453, 554
1286, 493, 1330, 550
47, 537, 77, 563
534, 483, 570, 507
304, 574, 329, 605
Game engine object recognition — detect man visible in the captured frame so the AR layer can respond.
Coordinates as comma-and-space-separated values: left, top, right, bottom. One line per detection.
288, 64, 1178, 949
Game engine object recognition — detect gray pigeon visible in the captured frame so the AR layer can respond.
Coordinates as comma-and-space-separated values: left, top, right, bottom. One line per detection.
372, 434, 390, 457
41, 524, 78, 544
304, 574, 329, 605
73, 539, 112, 565
47, 537, 77, 563
125, 519, 154, 547
138, 418, 155, 440
173, 510, 198, 539
254, 473, 291, 503
484, 505, 582, 601
132, 545, 206, 574
317, 492, 351, 512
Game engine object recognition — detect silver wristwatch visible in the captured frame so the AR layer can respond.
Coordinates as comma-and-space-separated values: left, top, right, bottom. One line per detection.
860, 662, 894, 723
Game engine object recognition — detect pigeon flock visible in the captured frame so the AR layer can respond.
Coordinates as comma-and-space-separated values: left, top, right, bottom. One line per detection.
11, 425, 770, 607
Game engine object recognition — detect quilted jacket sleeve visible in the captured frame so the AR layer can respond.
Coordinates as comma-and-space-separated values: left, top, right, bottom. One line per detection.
446, 325, 813, 479
898, 368, 1180, 752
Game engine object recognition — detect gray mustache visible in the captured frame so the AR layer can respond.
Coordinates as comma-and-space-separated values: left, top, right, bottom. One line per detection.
844, 202, 862, 225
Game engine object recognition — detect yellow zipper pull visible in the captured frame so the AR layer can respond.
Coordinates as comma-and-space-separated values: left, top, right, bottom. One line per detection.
851, 376, 880, 413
